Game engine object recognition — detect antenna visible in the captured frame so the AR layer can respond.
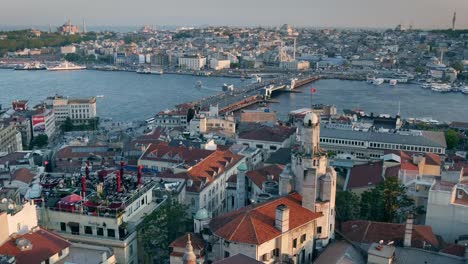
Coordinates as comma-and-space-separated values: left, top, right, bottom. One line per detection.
397, 101, 401, 116
293, 37, 297, 60
452, 11, 456, 31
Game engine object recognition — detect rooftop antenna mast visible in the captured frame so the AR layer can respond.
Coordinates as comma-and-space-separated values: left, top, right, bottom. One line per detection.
293, 37, 297, 60
452, 11, 457, 31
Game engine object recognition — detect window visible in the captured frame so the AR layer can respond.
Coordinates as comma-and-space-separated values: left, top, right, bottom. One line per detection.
97, 228, 104, 236
58, 250, 63, 257
317, 226, 322, 234
273, 248, 280, 257
107, 229, 115, 238
60, 222, 66, 231
85, 226, 93, 235
256, 144, 263, 149
262, 253, 269, 261
300, 234, 307, 243
224, 251, 230, 258
269, 145, 277, 151
293, 238, 297, 248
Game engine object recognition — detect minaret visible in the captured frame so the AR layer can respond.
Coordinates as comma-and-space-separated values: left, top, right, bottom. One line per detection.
183, 234, 197, 264
83, 19, 87, 34
452, 12, 457, 31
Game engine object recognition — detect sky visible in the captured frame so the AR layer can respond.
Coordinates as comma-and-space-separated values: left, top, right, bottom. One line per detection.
1, 0, 467, 29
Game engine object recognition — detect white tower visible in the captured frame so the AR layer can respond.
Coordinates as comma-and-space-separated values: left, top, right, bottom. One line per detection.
183, 234, 197, 264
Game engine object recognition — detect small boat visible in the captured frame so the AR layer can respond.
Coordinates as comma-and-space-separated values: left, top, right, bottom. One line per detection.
373, 78, 384, 85
389, 79, 397, 86
222, 84, 234, 92
15, 62, 46, 70
421, 83, 432, 89
96, 95, 104, 98
462, 87, 468, 94
136, 68, 151, 74
150, 69, 163, 75
431, 83, 451, 93
366, 76, 375, 84
196, 81, 202, 88
47, 61, 86, 71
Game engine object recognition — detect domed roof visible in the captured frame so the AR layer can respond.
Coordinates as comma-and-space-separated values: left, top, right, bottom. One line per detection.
194, 208, 210, 220
238, 162, 248, 171
303, 112, 319, 126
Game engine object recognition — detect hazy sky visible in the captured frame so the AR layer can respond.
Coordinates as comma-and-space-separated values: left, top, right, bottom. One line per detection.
1, 0, 467, 29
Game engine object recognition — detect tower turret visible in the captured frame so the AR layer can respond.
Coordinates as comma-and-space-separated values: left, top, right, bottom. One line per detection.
183, 234, 197, 264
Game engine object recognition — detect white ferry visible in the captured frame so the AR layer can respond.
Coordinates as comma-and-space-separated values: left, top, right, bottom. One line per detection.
47, 61, 86, 71
15, 62, 46, 70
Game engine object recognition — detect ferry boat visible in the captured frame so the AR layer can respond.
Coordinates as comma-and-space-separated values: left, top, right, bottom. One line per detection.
462, 87, 468, 94
150, 69, 163, 75
389, 79, 398, 86
421, 83, 432, 89
222, 84, 234, 92
14, 62, 46, 70
373, 78, 384, 85
431, 83, 451, 93
47, 61, 86, 71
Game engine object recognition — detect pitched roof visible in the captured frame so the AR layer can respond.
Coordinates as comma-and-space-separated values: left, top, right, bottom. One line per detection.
264, 148, 291, 165
246, 165, 284, 189
347, 161, 383, 189
12, 168, 36, 184
0, 228, 71, 264
440, 244, 466, 257
238, 124, 296, 143
341, 220, 439, 249
169, 232, 205, 251
209, 193, 322, 245
214, 254, 263, 264
140, 143, 213, 167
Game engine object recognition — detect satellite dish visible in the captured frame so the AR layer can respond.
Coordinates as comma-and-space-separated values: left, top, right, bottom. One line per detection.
379, 240, 384, 245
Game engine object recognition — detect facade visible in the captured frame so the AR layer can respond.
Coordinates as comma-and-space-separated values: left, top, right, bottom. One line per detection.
279, 60, 310, 71
237, 125, 296, 154
39, 179, 157, 264
208, 193, 322, 263
60, 46, 76, 54
179, 55, 207, 70
210, 59, 231, 70
6, 117, 32, 148
32, 109, 56, 139
425, 170, 468, 243
155, 107, 189, 128
0, 121, 23, 154
319, 127, 446, 160
47, 95, 97, 124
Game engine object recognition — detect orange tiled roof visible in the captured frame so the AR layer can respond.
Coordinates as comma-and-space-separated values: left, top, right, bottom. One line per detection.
12, 168, 36, 184
209, 193, 322, 245
0, 228, 71, 264
246, 165, 284, 188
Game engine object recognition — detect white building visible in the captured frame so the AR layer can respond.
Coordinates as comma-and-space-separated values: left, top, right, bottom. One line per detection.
47, 96, 97, 124
0, 121, 22, 154
179, 55, 207, 70
425, 169, 468, 243
32, 109, 56, 139
279, 60, 310, 71
210, 58, 231, 70
60, 46, 77, 54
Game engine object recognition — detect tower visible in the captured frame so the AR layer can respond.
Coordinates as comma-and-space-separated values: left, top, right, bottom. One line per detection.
452, 12, 457, 31
183, 234, 197, 264
83, 19, 87, 34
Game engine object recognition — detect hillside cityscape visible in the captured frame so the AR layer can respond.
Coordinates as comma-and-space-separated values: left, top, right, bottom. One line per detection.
0, 8, 468, 264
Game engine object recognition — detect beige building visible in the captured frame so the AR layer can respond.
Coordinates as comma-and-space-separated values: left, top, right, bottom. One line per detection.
210, 58, 231, 70
279, 60, 310, 71
47, 96, 97, 124
0, 121, 23, 154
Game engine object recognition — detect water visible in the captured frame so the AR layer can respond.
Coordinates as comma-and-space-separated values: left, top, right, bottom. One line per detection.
0, 70, 467, 122
0, 69, 242, 121
269, 79, 468, 123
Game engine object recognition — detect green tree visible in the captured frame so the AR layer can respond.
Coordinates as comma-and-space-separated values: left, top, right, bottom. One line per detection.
450, 61, 465, 72
64, 53, 81, 62
139, 200, 191, 263
360, 177, 420, 223
32, 134, 48, 148
336, 191, 360, 228
446, 129, 461, 149
62, 117, 74, 132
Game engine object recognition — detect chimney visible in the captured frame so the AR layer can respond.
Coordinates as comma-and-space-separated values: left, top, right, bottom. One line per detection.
81, 175, 87, 198
275, 204, 290, 233
404, 214, 413, 247
137, 165, 143, 187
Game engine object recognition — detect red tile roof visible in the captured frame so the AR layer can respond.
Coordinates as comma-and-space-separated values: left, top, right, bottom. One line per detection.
209, 193, 322, 245
341, 220, 439, 249
214, 254, 262, 264
12, 168, 36, 184
238, 124, 296, 143
159, 150, 243, 193
440, 244, 465, 257
169, 232, 205, 251
0, 228, 71, 264
140, 143, 213, 167
347, 161, 383, 189
246, 165, 284, 189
